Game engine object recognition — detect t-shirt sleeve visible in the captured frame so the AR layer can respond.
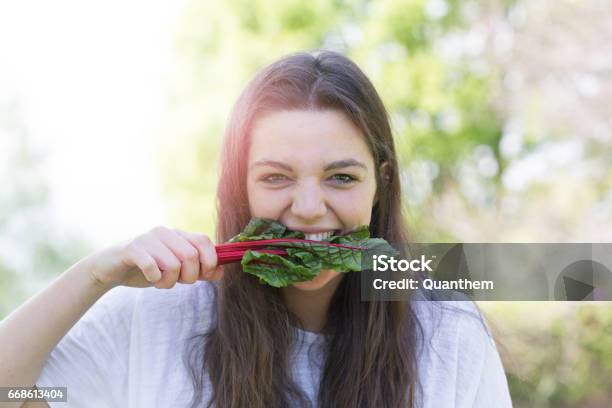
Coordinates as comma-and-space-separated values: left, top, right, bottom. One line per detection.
35, 285, 139, 407
454, 304, 513, 407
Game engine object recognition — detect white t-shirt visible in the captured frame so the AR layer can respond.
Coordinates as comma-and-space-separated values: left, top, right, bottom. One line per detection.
36, 281, 513, 407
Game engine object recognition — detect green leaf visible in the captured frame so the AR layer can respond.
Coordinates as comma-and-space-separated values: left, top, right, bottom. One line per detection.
241, 250, 319, 287
229, 217, 399, 287
228, 217, 303, 242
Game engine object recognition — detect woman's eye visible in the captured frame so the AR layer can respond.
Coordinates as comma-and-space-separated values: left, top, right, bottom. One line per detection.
262, 174, 289, 184
330, 174, 357, 184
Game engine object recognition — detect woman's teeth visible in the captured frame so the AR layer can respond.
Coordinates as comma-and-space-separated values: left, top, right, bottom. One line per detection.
304, 231, 334, 241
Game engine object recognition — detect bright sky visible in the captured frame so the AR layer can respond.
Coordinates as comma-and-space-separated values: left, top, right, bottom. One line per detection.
0, 0, 187, 247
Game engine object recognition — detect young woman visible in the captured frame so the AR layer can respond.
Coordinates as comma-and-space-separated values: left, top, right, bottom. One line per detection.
0, 51, 512, 407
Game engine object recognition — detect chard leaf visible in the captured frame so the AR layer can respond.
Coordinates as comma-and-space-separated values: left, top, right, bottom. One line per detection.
228, 217, 304, 242
241, 250, 319, 287
230, 217, 399, 287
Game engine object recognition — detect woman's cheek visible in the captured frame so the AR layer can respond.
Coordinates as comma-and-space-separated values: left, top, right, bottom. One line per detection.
330, 187, 373, 219
248, 185, 287, 216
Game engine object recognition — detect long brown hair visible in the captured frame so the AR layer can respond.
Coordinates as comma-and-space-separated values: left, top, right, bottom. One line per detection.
185, 50, 423, 407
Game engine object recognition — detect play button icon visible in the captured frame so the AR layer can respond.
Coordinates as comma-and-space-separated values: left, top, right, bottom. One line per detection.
554, 260, 612, 301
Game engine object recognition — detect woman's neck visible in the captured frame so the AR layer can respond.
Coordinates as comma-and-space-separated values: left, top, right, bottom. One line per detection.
281, 275, 345, 333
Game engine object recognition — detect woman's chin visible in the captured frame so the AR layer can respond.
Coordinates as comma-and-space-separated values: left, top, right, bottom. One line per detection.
291, 269, 343, 291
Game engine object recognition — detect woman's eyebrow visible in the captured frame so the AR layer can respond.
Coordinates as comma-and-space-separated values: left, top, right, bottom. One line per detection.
323, 159, 367, 171
250, 160, 293, 171
250, 158, 367, 171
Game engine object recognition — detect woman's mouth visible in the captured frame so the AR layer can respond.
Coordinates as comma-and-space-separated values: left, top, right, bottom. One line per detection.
303, 231, 335, 241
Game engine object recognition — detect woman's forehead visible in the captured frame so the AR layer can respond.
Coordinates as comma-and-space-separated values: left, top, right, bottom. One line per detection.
248, 109, 374, 167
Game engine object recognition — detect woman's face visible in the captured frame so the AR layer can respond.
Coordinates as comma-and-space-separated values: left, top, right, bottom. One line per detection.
247, 109, 379, 291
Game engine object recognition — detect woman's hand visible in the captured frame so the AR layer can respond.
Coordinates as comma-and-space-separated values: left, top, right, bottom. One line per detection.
86, 226, 223, 290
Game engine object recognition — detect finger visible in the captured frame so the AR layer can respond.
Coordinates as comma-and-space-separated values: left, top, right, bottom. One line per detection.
124, 243, 162, 283
141, 235, 182, 289
152, 227, 200, 285
175, 230, 218, 280
208, 265, 224, 281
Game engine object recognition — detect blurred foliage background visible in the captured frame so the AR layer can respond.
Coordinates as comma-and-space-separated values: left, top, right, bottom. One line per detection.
2, 0, 612, 406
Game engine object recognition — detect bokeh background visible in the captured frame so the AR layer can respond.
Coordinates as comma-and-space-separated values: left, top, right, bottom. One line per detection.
2, 0, 612, 406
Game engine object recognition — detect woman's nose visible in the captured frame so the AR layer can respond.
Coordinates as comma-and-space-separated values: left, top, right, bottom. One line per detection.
290, 181, 327, 219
